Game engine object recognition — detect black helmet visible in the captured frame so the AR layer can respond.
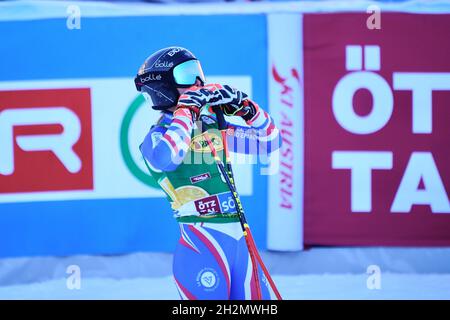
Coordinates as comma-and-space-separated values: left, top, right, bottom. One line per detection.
134, 46, 206, 110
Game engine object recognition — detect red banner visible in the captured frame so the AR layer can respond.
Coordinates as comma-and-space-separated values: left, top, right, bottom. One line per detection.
0, 88, 93, 193
303, 13, 450, 245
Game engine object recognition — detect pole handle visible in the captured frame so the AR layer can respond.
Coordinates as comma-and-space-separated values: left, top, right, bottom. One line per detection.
212, 105, 227, 131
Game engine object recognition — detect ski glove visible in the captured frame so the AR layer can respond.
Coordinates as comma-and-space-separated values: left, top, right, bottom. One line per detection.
221, 99, 259, 122
177, 84, 248, 118
201, 84, 259, 122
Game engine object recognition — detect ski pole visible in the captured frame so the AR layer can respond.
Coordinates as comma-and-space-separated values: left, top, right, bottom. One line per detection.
199, 114, 262, 299
200, 106, 282, 300
213, 105, 282, 301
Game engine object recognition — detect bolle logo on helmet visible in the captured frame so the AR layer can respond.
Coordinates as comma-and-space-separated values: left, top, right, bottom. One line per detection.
167, 48, 181, 57
154, 61, 174, 68
140, 74, 162, 83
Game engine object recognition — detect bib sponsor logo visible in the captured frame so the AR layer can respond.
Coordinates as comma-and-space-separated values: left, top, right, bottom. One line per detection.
190, 132, 223, 153
194, 195, 220, 215
170, 185, 208, 210
193, 191, 236, 215
190, 172, 211, 184
217, 192, 236, 213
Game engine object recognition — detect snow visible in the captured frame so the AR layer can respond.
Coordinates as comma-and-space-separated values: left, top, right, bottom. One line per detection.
2, 248, 449, 299
1, 273, 449, 300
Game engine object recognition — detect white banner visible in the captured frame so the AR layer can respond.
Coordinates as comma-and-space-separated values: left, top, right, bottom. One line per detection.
0, 77, 253, 203
267, 13, 304, 251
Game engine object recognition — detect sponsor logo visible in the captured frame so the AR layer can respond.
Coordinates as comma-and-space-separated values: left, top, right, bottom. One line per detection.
190, 132, 223, 153
232, 127, 258, 140
172, 185, 208, 210
329, 45, 450, 213
190, 172, 211, 184
0, 107, 81, 175
200, 271, 216, 288
194, 195, 220, 214
304, 14, 450, 245
193, 191, 236, 214
196, 268, 219, 291
154, 61, 174, 68
272, 64, 302, 210
167, 47, 181, 57
140, 74, 162, 83
217, 192, 236, 213
0, 88, 93, 193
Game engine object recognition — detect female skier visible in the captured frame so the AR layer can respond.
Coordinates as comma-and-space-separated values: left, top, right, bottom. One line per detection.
134, 47, 281, 300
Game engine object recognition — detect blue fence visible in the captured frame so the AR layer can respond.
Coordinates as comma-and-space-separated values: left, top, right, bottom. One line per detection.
0, 14, 269, 258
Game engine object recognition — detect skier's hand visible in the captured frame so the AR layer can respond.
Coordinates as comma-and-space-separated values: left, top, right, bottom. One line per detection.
176, 85, 203, 117
177, 84, 248, 118
221, 99, 259, 122
199, 84, 259, 122
207, 84, 248, 108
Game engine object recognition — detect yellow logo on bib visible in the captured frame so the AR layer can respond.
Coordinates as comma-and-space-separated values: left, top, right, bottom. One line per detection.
159, 178, 209, 210
190, 132, 224, 153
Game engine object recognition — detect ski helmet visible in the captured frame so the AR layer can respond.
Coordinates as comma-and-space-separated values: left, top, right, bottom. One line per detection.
134, 46, 206, 111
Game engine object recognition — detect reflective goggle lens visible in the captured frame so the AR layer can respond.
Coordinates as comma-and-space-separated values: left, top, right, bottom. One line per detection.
173, 59, 206, 86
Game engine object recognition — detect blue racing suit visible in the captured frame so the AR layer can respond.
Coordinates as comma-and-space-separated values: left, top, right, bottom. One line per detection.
140, 104, 281, 300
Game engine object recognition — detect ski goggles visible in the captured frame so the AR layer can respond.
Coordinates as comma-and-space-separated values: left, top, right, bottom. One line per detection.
172, 59, 206, 87
134, 59, 206, 109
134, 59, 205, 92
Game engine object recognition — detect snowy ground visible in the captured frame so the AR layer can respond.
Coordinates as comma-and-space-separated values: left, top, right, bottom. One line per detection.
2, 249, 450, 299
1, 273, 450, 300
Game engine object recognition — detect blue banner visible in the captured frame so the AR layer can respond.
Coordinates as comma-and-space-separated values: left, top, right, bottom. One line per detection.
0, 14, 268, 258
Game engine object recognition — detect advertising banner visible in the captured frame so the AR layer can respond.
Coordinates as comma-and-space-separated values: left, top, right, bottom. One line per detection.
303, 13, 450, 245
267, 13, 304, 251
